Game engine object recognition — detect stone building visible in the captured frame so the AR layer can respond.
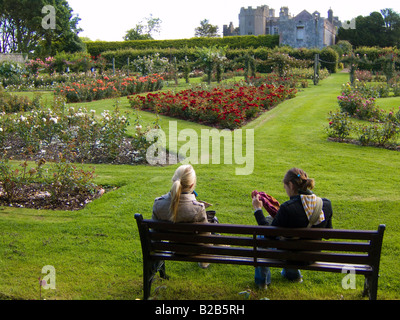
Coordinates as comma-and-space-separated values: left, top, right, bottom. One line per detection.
223, 22, 239, 37
237, 5, 280, 36
223, 5, 341, 49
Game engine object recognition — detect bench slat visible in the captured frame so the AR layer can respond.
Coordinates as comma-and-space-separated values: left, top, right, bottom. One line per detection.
150, 253, 373, 275
151, 241, 371, 265
149, 232, 372, 253
145, 221, 379, 240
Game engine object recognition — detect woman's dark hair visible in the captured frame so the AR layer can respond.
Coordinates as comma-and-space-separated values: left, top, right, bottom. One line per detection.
283, 168, 315, 192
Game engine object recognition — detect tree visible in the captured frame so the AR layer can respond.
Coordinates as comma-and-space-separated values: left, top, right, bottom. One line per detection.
0, 0, 83, 56
194, 19, 220, 38
381, 8, 400, 47
337, 9, 400, 47
124, 15, 162, 41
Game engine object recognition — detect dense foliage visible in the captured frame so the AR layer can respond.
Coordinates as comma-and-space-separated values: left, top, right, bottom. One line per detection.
85, 35, 280, 57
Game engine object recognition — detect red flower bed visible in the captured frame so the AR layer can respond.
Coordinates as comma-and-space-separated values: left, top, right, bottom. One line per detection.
128, 83, 297, 129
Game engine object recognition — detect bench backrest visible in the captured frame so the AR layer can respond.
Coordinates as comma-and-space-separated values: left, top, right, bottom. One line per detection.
135, 214, 385, 273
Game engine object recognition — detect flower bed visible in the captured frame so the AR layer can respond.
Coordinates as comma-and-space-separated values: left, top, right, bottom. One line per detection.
128, 82, 297, 129
327, 82, 400, 149
0, 104, 158, 165
0, 155, 105, 211
55, 74, 164, 103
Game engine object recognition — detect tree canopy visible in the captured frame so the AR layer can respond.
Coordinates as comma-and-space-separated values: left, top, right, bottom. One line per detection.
194, 19, 220, 38
337, 8, 400, 47
123, 15, 162, 41
0, 0, 84, 57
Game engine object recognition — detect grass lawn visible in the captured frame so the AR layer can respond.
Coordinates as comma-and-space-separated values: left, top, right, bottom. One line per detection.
1, 73, 399, 300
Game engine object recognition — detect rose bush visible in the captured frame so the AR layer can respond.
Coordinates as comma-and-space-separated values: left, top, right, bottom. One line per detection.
55, 74, 164, 103
128, 80, 297, 129
328, 82, 400, 149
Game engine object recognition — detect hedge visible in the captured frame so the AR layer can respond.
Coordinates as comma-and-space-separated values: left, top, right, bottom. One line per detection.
85, 35, 280, 57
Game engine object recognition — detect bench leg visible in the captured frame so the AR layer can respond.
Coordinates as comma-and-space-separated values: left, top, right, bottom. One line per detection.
363, 275, 378, 300
143, 259, 152, 300
143, 260, 169, 300
158, 261, 169, 280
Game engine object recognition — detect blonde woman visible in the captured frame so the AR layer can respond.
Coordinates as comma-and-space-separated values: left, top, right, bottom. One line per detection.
152, 165, 208, 224
152, 165, 210, 268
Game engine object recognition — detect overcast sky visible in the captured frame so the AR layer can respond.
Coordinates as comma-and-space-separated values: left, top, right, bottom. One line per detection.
67, 0, 400, 41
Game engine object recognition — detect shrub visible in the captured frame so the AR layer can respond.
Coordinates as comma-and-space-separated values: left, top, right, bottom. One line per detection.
338, 83, 383, 121
132, 53, 169, 76
0, 89, 42, 113
0, 61, 27, 87
355, 70, 372, 82
357, 122, 399, 146
48, 153, 98, 200
0, 154, 98, 204
327, 111, 352, 140
319, 47, 339, 73
85, 35, 280, 57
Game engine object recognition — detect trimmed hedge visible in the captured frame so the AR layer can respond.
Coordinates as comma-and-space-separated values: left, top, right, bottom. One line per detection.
85, 35, 280, 57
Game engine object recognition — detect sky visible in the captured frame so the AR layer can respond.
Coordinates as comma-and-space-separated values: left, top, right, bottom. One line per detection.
66, 0, 400, 41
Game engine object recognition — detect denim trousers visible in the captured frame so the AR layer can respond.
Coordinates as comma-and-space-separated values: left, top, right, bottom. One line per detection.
254, 216, 302, 285
255, 266, 302, 286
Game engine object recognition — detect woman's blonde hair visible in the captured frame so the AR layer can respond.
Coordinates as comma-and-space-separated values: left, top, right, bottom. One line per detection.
169, 165, 197, 222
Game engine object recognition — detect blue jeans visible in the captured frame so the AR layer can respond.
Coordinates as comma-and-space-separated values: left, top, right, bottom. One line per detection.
255, 266, 302, 286
254, 217, 302, 285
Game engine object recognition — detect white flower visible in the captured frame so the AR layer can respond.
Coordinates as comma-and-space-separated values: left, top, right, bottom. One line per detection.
50, 117, 58, 124
0, 128, 3, 132
20, 115, 27, 122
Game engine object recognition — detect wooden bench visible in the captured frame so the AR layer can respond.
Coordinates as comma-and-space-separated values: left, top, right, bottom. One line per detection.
135, 214, 385, 300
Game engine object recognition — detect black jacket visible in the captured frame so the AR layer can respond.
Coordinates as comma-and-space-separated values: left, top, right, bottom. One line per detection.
254, 195, 333, 229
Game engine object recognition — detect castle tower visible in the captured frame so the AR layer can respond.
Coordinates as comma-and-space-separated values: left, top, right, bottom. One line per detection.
328, 8, 334, 24
239, 5, 270, 35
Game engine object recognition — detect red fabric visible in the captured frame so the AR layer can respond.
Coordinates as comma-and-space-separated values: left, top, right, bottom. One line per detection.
252, 190, 281, 218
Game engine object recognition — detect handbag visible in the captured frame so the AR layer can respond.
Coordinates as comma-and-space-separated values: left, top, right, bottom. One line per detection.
206, 211, 219, 224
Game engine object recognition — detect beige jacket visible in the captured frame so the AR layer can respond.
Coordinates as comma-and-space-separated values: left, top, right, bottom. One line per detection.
152, 192, 207, 223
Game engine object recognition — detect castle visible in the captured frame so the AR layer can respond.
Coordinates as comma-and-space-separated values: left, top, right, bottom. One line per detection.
223, 5, 341, 49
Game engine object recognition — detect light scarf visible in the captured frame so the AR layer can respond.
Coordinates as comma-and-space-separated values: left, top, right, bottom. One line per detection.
300, 194, 325, 226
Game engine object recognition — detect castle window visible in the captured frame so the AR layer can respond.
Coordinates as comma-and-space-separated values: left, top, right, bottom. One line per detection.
296, 26, 305, 40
